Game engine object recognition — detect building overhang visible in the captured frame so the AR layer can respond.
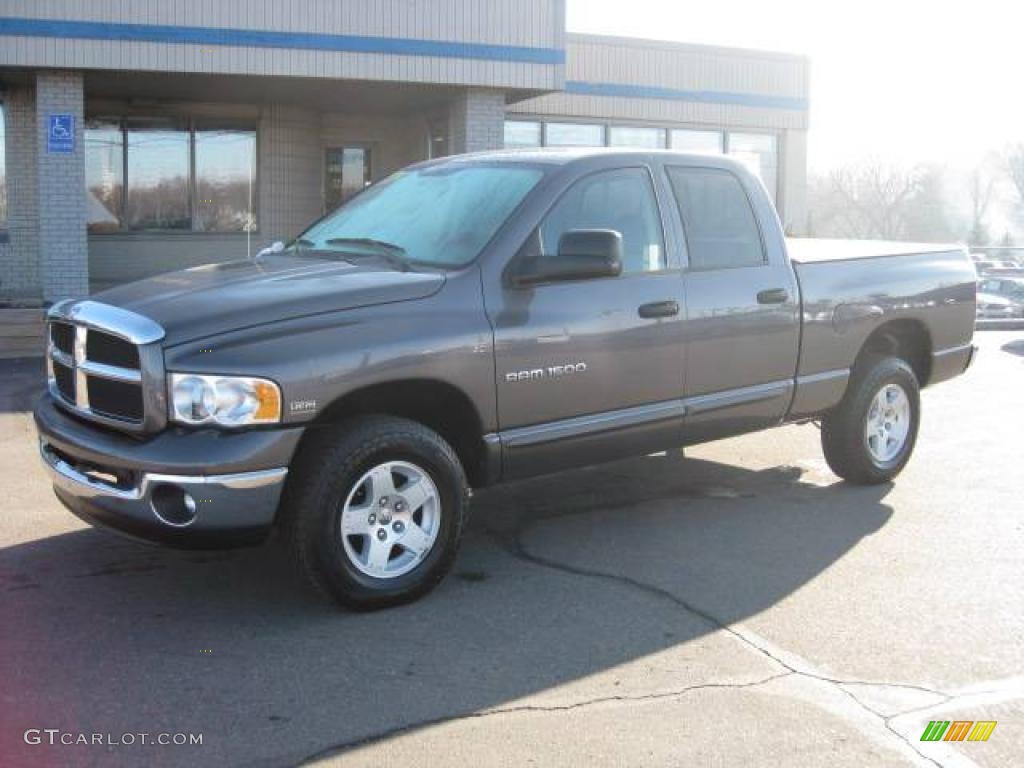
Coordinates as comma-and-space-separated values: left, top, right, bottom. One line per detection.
0, 3, 567, 94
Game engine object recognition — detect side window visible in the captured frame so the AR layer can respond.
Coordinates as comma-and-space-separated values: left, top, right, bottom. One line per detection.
537, 168, 666, 274
667, 166, 765, 270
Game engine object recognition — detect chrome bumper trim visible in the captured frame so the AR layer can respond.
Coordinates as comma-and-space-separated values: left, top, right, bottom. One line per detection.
40, 440, 287, 532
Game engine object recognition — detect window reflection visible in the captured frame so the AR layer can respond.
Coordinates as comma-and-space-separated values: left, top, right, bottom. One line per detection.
670, 129, 724, 154
545, 122, 605, 147
125, 118, 190, 231
504, 121, 542, 149
85, 118, 123, 232
608, 126, 665, 149
195, 124, 257, 232
728, 132, 778, 201
0, 104, 6, 227
85, 116, 257, 233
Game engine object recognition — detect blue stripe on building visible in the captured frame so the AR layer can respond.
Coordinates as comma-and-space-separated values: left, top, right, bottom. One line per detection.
0, 17, 565, 65
565, 80, 808, 111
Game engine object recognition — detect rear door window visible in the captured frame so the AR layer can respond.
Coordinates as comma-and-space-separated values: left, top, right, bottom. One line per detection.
666, 166, 765, 270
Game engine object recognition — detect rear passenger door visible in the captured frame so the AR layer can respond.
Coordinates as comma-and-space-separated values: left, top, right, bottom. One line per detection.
664, 164, 800, 441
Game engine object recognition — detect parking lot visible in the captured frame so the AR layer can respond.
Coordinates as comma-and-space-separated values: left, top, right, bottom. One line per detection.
1, 330, 1021, 768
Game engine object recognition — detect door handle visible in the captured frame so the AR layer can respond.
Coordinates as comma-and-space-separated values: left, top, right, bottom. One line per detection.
638, 300, 680, 319
756, 288, 789, 305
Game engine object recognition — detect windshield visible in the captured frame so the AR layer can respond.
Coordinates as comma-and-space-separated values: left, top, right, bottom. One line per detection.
295, 163, 545, 267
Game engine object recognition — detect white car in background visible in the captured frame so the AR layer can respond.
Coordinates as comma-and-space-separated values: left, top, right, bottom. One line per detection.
976, 292, 1024, 319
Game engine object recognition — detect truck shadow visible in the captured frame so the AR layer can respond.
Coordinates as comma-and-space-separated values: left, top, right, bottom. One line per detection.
0, 452, 892, 767
0, 358, 44, 414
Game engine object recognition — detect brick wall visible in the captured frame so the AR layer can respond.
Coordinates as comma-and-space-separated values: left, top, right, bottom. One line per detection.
35, 71, 88, 301
258, 105, 323, 245
0, 85, 41, 300
448, 89, 506, 155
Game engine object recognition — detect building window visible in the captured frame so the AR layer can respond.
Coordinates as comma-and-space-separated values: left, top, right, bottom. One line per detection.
727, 132, 778, 201
324, 146, 371, 211
544, 122, 604, 147
194, 122, 258, 232
504, 120, 542, 149
426, 116, 449, 159
608, 126, 666, 149
670, 129, 724, 154
0, 103, 6, 228
85, 119, 124, 232
85, 116, 257, 233
125, 117, 190, 231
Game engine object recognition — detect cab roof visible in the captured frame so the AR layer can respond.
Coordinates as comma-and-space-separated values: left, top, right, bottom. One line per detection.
419, 146, 746, 169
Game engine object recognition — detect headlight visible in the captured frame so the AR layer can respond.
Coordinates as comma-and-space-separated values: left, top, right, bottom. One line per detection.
169, 373, 281, 427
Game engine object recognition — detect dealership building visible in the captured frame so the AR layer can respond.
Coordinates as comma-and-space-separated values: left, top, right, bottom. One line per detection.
0, 0, 809, 308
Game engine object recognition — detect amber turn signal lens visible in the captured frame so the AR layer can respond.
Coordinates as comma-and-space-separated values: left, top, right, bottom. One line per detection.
253, 380, 281, 422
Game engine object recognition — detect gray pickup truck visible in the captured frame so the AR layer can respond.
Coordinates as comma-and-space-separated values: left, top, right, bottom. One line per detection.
35, 149, 977, 609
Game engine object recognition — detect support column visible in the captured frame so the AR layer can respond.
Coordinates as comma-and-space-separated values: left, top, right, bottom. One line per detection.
448, 89, 506, 155
35, 71, 88, 301
0, 86, 40, 300
258, 105, 323, 247
779, 128, 809, 236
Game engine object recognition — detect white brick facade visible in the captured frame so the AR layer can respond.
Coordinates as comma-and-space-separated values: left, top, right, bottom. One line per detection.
35, 71, 88, 301
259, 106, 324, 249
0, 86, 40, 300
448, 89, 506, 155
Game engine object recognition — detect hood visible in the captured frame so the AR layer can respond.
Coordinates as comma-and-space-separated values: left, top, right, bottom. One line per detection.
93, 255, 445, 345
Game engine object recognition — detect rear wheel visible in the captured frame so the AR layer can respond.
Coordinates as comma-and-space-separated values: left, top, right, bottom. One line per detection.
282, 415, 469, 610
821, 356, 920, 485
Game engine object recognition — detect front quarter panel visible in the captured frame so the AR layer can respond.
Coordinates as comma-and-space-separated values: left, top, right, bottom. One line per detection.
163, 270, 496, 430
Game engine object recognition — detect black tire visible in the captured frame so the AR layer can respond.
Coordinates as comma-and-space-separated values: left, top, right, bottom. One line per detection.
821, 355, 921, 485
281, 415, 469, 610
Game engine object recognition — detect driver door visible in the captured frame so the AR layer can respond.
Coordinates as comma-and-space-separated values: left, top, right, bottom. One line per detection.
483, 165, 687, 480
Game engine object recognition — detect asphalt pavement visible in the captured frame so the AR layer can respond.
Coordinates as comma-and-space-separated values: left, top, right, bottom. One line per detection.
1, 332, 1021, 767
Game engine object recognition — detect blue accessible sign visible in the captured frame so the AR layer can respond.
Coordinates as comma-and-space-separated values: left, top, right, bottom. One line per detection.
47, 114, 75, 154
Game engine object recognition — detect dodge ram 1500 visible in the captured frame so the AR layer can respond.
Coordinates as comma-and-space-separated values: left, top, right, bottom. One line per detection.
35, 149, 977, 608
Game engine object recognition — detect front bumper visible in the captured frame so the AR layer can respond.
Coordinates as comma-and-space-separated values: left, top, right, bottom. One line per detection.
35, 393, 302, 548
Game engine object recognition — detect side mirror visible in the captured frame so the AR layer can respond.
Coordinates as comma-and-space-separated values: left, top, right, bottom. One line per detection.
255, 241, 285, 258
515, 229, 623, 285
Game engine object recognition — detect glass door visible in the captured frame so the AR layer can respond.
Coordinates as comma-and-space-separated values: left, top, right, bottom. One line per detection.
324, 146, 371, 212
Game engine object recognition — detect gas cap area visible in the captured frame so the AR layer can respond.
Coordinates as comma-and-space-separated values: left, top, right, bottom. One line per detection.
832, 302, 885, 334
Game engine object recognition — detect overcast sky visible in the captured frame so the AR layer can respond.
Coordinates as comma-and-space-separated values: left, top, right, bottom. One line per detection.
567, 0, 1020, 174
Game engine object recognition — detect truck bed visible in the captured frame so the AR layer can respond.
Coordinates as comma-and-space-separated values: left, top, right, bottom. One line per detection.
783, 240, 976, 419
786, 238, 964, 264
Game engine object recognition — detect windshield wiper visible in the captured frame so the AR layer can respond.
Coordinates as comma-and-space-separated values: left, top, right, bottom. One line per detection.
324, 238, 410, 272
325, 237, 406, 254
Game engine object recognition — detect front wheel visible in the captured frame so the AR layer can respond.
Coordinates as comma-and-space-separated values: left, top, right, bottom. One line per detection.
281, 415, 469, 610
821, 356, 921, 485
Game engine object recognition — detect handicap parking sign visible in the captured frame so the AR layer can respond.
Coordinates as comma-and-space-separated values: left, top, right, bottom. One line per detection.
47, 114, 75, 154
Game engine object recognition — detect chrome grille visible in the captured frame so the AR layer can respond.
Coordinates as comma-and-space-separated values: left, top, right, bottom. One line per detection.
46, 300, 166, 433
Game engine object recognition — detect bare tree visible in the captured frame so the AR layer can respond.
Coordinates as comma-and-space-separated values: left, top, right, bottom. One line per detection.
966, 167, 996, 245
808, 161, 956, 242
1004, 144, 1024, 226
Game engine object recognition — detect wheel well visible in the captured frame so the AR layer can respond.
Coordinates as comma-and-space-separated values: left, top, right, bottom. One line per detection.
302, 380, 488, 487
856, 320, 932, 385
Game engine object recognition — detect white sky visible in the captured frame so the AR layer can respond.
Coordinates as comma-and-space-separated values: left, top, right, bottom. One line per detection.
567, 0, 1021, 173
